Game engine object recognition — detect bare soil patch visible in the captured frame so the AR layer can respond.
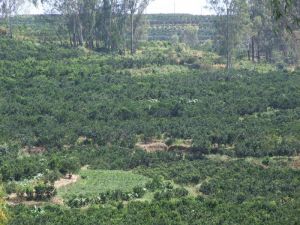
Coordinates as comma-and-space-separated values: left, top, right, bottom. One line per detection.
51, 197, 64, 205
22, 146, 47, 155
7, 199, 45, 207
136, 139, 192, 153
6, 174, 80, 206
168, 144, 191, 151
54, 175, 80, 189
136, 142, 168, 152
291, 156, 300, 169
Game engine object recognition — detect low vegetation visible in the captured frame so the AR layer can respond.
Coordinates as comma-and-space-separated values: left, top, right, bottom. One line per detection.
58, 169, 150, 199
0, 1, 299, 223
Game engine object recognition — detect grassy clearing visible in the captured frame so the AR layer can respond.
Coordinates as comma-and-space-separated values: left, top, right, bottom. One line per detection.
58, 170, 151, 199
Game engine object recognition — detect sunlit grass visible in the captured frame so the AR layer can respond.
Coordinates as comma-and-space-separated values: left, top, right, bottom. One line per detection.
58, 169, 150, 199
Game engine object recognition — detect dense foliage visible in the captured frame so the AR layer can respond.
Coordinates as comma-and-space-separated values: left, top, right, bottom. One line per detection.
7, 197, 299, 225
136, 159, 300, 203
7, 158, 300, 225
0, 39, 299, 159
0, 38, 82, 61
0, 31, 299, 224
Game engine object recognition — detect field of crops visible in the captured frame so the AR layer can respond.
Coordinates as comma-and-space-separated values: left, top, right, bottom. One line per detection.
58, 170, 150, 199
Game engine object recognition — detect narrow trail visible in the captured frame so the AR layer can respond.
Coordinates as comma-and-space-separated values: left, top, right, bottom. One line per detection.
54, 175, 80, 189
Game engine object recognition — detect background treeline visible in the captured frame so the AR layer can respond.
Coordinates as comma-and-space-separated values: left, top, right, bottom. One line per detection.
36, 0, 151, 53
207, 0, 300, 68
6, 14, 216, 47
1, 0, 299, 65
0, 0, 152, 53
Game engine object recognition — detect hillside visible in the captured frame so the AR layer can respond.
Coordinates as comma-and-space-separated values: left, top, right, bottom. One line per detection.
0, 38, 299, 224
0, 1, 300, 223
4, 14, 215, 44
146, 14, 215, 43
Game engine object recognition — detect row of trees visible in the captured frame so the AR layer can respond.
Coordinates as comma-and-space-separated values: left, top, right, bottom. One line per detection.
30, 0, 151, 53
8, 197, 300, 225
0, 0, 151, 53
7, 158, 300, 224
15, 183, 56, 201
0, 0, 25, 38
1, 0, 299, 57
136, 159, 300, 203
208, 0, 300, 68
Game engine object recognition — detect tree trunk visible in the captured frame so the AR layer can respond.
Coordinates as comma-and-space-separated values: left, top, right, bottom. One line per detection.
226, 8, 230, 70
123, 1, 127, 54
130, 12, 134, 55
7, 14, 13, 38
69, 31, 73, 47
89, 39, 94, 49
78, 19, 84, 46
73, 15, 77, 47
257, 38, 260, 63
108, 1, 112, 52
248, 42, 251, 61
251, 36, 255, 62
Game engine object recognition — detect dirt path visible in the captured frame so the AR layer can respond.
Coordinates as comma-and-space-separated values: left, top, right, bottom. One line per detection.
52, 175, 80, 205
54, 175, 80, 189
135, 142, 168, 152
7, 174, 80, 206
291, 156, 300, 169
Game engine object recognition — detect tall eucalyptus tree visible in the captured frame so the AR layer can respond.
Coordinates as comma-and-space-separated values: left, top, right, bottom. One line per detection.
208, 0, 250, 69
0, 0, 24, 37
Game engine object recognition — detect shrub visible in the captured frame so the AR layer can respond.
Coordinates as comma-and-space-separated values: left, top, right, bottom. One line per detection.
133, 186, 146, 198
174, 187, 189, 198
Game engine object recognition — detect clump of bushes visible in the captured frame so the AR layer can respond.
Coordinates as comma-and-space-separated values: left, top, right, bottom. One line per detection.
14, 182, 56, 201
154, 187, 189, 201
66, 185, 147, 208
